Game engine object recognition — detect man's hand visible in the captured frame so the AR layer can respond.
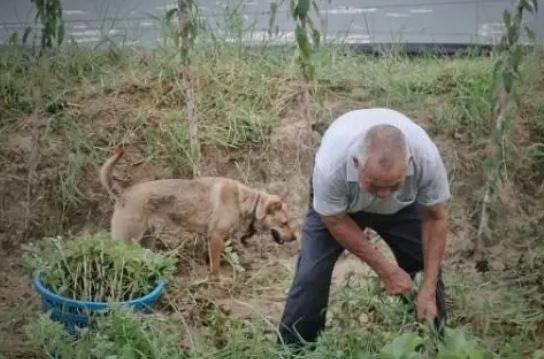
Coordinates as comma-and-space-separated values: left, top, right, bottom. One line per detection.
382, 265, 414, 296
416, 289, 438, 321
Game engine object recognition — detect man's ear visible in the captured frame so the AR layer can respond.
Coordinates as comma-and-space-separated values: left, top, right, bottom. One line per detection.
352, 156, 359, 168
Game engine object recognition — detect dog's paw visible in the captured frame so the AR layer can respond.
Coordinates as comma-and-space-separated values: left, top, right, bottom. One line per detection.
206, 272, 222, 283
207, 273, 233, 287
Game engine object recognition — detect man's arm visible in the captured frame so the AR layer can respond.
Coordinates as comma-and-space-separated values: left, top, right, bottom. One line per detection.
420, 203, 448, 295
321, 213, 397, 278
312, 166, 396, 278
416, 153, 451, 296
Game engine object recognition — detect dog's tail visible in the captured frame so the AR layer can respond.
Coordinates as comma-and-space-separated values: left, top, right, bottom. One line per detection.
100, 147, 125, 200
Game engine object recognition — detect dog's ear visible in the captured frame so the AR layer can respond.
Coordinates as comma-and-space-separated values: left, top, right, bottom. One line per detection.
255, 197, 282, 220
267, 199, 283, 212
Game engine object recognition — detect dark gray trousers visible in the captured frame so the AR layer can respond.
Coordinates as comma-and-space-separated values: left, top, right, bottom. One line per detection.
277, 177, 447, 347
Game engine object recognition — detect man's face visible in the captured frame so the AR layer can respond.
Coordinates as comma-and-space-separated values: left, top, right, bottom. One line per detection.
353, 156, 406, 199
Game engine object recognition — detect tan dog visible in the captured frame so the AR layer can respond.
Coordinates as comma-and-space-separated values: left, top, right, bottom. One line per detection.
99, 148, 298, 280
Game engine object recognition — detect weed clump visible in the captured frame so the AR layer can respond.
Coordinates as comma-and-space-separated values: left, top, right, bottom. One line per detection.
26, 306, 189, 359
22, 232, 177, 302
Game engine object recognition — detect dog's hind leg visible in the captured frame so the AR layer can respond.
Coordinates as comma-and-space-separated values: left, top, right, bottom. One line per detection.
111, 208, 149, 248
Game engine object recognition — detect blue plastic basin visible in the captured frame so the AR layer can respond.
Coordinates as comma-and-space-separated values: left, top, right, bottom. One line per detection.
33, 272, 166, 335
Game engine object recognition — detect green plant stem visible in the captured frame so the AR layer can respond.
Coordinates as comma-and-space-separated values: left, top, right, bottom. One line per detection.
473, 0, 537, 262
177, 0, 201, 178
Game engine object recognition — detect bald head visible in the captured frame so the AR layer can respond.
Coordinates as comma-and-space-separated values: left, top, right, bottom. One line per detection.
353, 124, 408, 198
355, 124, 407, 170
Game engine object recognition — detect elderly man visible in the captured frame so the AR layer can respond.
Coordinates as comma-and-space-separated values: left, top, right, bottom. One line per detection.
277, 108, 450, 348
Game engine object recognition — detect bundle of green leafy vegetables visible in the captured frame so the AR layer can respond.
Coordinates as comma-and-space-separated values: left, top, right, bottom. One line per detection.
22, 232, 177, 302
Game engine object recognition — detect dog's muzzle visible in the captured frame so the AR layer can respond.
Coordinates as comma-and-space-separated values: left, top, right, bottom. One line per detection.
271, 229, 284, 244
271, 229, 297, 245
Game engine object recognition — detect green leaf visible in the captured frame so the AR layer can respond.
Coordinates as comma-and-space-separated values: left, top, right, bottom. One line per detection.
8, 32, 19, 45
507, 25, 518, 45
465, 347, 484, 359
306, 14, 315, 30
444, 327, 469, 352
380, 331, 423, 359
121, 344, 136, 359
165, 7, 178, 22
521, 0, 536, 13
525, 26, 536, 41
57, 21, 65, 46
492, 58, 504, 81
312, 29, 321, 46
268, 2, 278, 32
295, 23, 311, 57
307, 63, 316, 80
509, 45, 523, 70
306, 16, 321, 46
312, 0, 320, 15
297, 0, 310, 19
289, 0, 297, 17
502, 9, 511, 27
502, 70, 514, 93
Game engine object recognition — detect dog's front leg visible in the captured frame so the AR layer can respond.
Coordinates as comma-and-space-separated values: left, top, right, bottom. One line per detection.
208, 231, 225, 280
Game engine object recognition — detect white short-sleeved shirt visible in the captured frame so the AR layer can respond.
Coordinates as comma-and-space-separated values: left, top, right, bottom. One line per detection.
312, 108, 451, 216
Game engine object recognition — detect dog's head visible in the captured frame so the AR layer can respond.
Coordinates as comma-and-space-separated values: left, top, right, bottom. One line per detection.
255, 193, 297, 245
